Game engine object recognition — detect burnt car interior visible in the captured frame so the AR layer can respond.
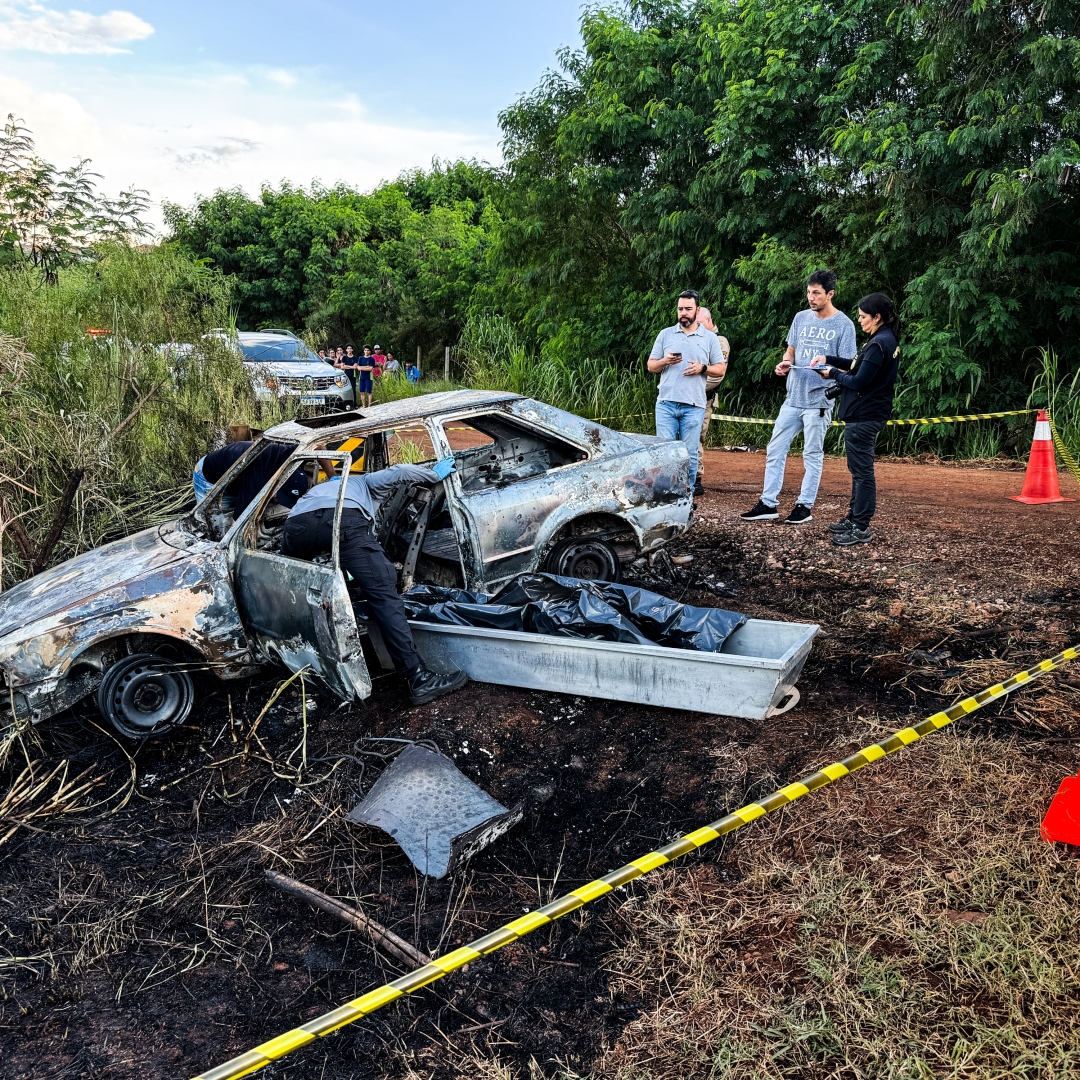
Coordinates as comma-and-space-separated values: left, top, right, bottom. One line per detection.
362, 426, 466, 591
203, 412, 593, 596
227, 427, 466, 595
442, 413, 587, 492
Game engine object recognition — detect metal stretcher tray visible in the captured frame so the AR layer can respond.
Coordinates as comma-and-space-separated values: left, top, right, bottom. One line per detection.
409, 617, 818, 719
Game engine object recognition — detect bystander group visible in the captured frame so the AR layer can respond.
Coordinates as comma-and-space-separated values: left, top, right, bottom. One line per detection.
323, 339, 414, 408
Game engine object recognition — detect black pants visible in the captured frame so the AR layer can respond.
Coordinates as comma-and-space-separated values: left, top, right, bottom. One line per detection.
281, 507, 421, 672
844, 420, 886, 528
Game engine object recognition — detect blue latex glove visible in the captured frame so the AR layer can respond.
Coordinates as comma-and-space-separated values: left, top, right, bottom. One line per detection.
431, 455, 456, 481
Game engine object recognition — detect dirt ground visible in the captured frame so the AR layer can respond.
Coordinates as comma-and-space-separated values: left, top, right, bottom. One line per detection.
1, 451, 1079, 1080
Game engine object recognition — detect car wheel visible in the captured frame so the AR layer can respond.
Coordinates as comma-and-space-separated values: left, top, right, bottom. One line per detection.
96, 653, 195, 739
545, 537, 622, 583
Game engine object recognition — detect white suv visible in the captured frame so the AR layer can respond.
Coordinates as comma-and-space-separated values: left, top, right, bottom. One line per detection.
235, 330, 354, 410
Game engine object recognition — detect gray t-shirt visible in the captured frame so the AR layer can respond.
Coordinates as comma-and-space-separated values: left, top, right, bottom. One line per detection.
287, 463, 439, 524
649, 323, 726, 408
785, 309, 856, 410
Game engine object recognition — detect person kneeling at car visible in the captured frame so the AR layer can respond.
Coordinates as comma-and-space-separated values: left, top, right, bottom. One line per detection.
281, 457, 468, 705
812, 292, 901, 546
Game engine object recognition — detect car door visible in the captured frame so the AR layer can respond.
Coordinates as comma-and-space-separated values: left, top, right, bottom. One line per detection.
431, 411, 591, 589
229, 451, 371, 701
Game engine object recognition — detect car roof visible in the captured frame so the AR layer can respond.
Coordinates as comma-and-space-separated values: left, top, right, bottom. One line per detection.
237, 331, 298, 343
262, 389, 522, 443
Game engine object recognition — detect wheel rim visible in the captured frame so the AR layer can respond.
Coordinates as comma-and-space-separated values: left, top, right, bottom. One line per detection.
99, 654, 194, 738
555, 540, 618, 581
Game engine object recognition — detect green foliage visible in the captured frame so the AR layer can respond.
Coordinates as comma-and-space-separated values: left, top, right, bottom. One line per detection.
0, 245, 259, 585
371, 372, 461, 404
0, 114, 150, 284
165, 160, 499, 365
1030, 347, 1080, 456
461, 313, 655, 430
493, 0, 1080, 437
163, 183, 368, 333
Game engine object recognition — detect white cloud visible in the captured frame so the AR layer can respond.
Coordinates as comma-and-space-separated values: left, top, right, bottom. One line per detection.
265, 69, 297, 89
0, 2, 153, 55
0, 71, 103, 153
0, 62, 500, 229
173, 137, 260, 169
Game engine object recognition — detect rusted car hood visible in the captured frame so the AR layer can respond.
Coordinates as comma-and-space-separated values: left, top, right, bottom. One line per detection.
0, 523, 197, 641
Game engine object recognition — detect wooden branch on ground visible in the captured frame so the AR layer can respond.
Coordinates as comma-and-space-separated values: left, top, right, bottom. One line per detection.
264, 869, 431, 968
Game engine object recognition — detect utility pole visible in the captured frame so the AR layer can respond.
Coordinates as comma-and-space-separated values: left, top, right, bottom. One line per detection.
444, 345, 450, 382
416, 344, 421, 377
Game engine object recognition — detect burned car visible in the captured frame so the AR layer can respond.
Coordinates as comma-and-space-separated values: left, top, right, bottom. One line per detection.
0, 391, 691, 738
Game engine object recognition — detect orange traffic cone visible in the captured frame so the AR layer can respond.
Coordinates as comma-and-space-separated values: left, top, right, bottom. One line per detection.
1041, 773, 1080, 845
1008, 411, 1074, 504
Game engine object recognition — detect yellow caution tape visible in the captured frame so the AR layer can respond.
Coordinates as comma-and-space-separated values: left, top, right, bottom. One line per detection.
885, 409, 1038, 426
1048, 414, 1080, 487
191, 644, 1079, 1080
711, 409, 1039, 428
586, 413, 651, 424
709, 414, 776, 426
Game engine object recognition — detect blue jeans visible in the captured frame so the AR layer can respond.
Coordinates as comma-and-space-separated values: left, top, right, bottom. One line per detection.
193, 459, 212, 503
761, 402, 832, 508
655, 399, 705, 488
193, 458, 235, 512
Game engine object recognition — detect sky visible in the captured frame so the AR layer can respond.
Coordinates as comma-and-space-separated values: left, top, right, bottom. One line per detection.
0, 0, 586, 225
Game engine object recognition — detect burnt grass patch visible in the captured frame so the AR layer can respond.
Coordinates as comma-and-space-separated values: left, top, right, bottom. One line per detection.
2, 473, 1080, 1079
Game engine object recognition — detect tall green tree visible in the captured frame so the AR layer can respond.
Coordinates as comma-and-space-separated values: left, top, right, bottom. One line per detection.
164, 183, 368, 331
1, 114, 150, 284
164, 160, 499, 362
494, 0, 1080, 417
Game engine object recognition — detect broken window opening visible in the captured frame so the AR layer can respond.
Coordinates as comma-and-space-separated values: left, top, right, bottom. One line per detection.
244, 454, 328, 555
192, 440, 296, 543
386, 424, 437, 466
441, 414, 587, 493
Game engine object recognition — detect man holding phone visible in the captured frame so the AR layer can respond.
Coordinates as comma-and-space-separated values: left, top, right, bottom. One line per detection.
647, 290, 728, 495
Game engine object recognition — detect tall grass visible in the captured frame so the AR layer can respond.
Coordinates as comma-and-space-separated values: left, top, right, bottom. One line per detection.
371, 372, 462, 404
0, 245, 270, 587
1030, 347, 1080, 452
460, 314, 656, 431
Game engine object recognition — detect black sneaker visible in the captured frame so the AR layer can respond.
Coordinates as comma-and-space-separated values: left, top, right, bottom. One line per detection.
784, 504, 813, 524
828, 515, 855, 533
740, 500, 779, 521
693, 477, 705, 497
831, 525, 872, 546
407, 665, 468, 705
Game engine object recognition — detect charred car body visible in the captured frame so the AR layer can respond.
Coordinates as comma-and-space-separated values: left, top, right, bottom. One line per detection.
0, 391, 691, 737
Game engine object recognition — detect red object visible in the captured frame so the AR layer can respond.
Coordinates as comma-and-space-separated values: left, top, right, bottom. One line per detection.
1008, 410, 1074, 504
85, 327, 111, 337
1041, 774, 1080, 845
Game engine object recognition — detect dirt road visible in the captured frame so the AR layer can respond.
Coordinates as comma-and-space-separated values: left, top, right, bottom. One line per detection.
1, 452, 1078, 1080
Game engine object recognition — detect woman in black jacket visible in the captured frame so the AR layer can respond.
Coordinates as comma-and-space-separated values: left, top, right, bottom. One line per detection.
812, 292, 900, 546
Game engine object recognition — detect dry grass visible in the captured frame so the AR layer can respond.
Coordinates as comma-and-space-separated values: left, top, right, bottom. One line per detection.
588, 729, 1080, 1080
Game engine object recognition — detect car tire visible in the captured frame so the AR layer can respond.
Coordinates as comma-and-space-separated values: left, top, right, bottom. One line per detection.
97, 653, 195, 739
545, 537, 622, 583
